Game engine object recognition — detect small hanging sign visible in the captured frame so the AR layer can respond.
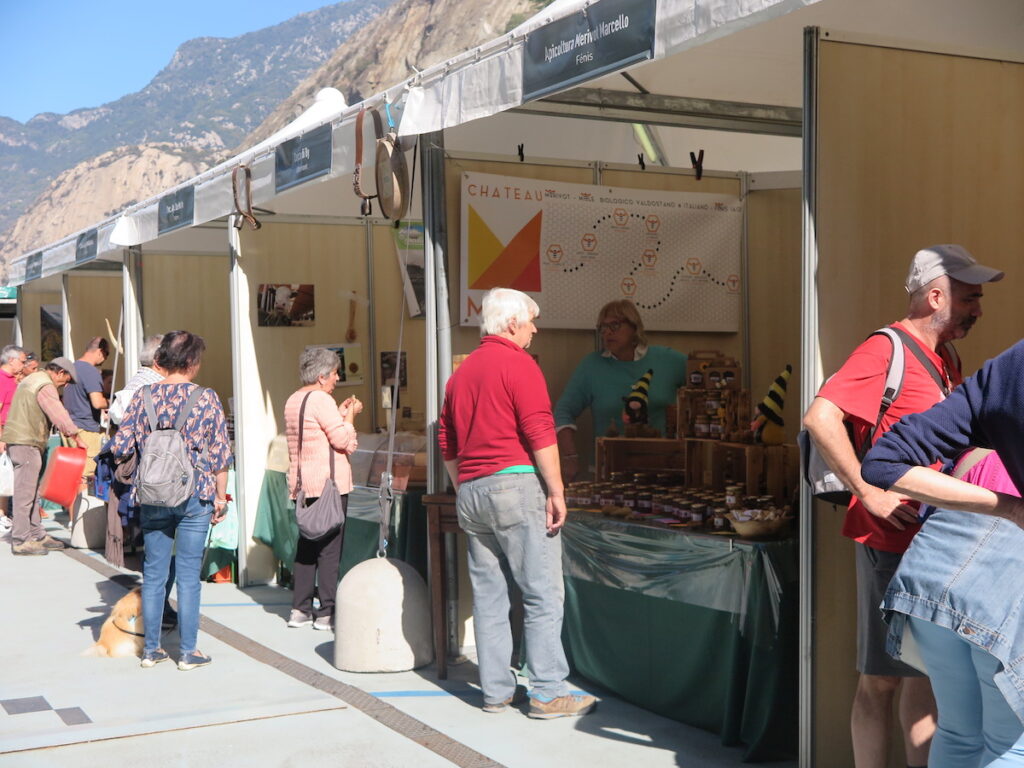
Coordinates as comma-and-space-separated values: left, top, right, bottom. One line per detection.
158, 186, 195, 235
25, 252, 43, 282
75, 229, 98, 265
275, 124, 332, 193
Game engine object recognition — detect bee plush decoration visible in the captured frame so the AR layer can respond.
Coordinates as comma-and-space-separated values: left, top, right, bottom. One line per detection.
751, 364, 791, 445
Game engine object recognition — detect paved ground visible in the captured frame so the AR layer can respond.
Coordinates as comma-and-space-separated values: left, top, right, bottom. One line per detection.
0, 515, 797, 767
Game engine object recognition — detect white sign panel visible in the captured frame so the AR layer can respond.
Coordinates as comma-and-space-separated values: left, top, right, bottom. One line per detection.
459, 172, 742, 331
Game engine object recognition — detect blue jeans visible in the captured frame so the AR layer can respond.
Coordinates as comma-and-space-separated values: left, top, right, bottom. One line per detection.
909, 617, 1024, 766
140, 496, 212, 656
456, 472, 570, 704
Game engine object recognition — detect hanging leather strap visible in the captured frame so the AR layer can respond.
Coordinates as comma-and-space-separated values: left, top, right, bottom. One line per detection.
353, 107, 380, 215
231, 165, 261, 231
296, 391, 335, 496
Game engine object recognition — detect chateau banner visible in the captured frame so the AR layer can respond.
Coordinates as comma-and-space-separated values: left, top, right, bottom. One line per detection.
459, 172, 743, 332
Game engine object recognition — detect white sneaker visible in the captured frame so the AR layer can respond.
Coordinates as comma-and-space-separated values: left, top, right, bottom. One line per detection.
0, 516, 11, 534
287, 609, 313, 628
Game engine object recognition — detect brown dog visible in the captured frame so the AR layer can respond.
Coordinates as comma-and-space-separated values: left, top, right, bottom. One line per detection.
84, 587, 145, 658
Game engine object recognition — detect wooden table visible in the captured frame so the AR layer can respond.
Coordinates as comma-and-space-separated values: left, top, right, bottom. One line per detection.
422, 493, 458, 679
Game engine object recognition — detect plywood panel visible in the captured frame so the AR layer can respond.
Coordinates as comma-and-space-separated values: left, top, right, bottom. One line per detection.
747, 188, 802, 443
142, 253, 233, 405
67, 275, 125, 390
815, 40, 1024, 767
20, 291, 60, 361
239, 222, 371, 441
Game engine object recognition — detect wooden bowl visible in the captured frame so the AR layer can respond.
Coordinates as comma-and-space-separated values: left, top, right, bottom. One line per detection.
727, 514, 793, 539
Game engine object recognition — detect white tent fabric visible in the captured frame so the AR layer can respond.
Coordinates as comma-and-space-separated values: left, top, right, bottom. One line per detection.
5, 0, 815, 285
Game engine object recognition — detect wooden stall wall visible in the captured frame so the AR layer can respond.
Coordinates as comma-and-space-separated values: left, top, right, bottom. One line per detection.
19, 290, 60, 360
814, 40, 1024, 767
142, 253, 233, 406
747, 187, 802, 443
66, 274, 125, 390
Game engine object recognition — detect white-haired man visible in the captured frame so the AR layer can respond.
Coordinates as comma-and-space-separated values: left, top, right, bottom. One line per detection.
438, 288, 596, 719
803, 244, 1003, 768
108, 334, 165, 425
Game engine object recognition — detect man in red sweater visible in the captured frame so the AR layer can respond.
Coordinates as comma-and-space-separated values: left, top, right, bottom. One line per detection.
439, 288, 596, 720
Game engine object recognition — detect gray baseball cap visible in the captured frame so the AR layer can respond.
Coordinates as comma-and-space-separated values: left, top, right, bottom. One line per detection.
905, 244, 1004, 294
49, 356, 77, 382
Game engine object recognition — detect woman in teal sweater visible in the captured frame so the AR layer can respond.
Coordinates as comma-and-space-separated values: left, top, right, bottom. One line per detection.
554, 300, 687, 480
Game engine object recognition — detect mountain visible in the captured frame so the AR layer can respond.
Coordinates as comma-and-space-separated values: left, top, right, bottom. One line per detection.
1, 0, 550, 270
242, 0, 547, 149
0, 0, 393, 255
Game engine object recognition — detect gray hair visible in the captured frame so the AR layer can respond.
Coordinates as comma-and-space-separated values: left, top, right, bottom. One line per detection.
480, 288, 539, 336
0, 345, 25, 365
299, 347, 341, 385
140, 334, 164, 367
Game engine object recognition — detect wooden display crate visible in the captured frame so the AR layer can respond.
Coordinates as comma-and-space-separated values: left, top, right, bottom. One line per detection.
677, 388, 751, 441
685, 439, 800, 501
595, 438, 687, 482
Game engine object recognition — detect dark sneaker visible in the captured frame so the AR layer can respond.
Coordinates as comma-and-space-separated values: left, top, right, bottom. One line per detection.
527, 693, 598, 720
12, 539, 48, 556
287, 609, 313, 628
482, 684, 528, 714
312, 615, 334, 632
140, 649, 170, 668
36, 535, 65, 550
178, 651, 212, 671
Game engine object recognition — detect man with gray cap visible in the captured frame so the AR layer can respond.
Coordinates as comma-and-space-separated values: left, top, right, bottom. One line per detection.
2, 358, 82, 555
803, 244, 1003, 768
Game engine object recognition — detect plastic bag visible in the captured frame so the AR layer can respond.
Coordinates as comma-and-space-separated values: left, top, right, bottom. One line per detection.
0, 453, 12, 496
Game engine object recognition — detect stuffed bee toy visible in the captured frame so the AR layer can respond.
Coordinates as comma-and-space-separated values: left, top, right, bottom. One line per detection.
623, 369, 660, 437
751, 364, 791, 445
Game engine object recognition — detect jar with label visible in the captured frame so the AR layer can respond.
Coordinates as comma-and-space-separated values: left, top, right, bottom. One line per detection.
689, 370, 704, 387
712, 506, 729, 529
725, 485, 743, 509
613, 486, 626, 506
709, 417, 724, 439
708, 370, 722, 387
704, 396, 721, 414
651, 496, 665, 515
636, 492, 653, 513
690, 503, 706, 526
694, 414, 711, 437
609, 471, 628, 483
600, 488, 617, 507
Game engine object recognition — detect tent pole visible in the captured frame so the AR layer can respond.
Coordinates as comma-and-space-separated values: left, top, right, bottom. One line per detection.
121, 246, 144, 378
799, 25, 821, 768
61, 274, 73, 360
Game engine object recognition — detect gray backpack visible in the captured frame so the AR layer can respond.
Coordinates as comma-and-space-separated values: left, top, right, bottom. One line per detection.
136, 385, 207, 507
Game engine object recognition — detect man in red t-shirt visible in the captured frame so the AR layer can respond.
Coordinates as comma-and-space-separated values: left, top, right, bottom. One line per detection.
439, 288, 596, 721
803, 244, 1003, 768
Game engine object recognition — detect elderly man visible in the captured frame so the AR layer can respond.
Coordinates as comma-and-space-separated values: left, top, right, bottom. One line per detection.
108, 334, 164, 425
438, 288, 596, 719
0, 345, 27, 533
61, 336, 109, 484
3, 358, 82, 555
803, 244, 1003, 768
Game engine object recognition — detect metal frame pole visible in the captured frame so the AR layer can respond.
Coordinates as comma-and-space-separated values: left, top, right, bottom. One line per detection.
799, 25, 821, 768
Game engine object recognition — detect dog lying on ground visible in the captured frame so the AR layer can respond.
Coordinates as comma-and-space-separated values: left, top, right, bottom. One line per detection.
83, 587, 145, 658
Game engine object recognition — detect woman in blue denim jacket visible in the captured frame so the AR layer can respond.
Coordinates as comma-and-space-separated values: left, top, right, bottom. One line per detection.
862, 340, 1024, 766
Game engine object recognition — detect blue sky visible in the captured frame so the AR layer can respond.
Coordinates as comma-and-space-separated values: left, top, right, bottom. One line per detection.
0, 0, 343, 123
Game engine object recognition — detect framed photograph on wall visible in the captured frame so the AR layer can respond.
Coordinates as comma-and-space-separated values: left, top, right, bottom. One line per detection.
307, 343, 364, 386
380, 351, 407, 388
257, 283, 315, 327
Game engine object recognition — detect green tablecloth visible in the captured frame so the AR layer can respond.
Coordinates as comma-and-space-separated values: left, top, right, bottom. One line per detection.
252, 469, 427, 581
561, 512, 797, 762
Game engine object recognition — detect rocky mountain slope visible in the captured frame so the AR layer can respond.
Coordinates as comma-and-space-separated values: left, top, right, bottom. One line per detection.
0, 0, 391, 254
2, 0, 548, 268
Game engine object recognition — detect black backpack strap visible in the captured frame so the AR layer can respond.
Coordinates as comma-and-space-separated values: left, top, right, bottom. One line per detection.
889, 326, 950, 397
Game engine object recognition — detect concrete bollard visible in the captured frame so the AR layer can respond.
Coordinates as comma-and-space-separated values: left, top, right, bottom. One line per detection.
334, 556, 433, 672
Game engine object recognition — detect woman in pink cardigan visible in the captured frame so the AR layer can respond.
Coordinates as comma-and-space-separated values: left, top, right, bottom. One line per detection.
284, 347, 361, 631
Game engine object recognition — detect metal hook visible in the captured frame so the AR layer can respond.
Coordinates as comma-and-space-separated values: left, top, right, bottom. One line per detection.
638, 153, 646, 171
517, 143, 525, 162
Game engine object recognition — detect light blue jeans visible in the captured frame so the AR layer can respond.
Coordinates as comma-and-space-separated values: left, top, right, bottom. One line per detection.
908, 616, 1024, 767
456, 472, 570, 704
140, 496, 212, 656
